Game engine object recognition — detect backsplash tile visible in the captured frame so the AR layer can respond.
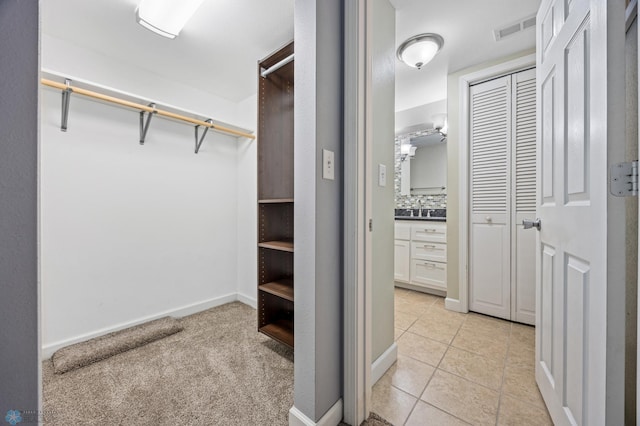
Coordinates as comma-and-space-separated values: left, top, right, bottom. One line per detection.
395, 208, 446, 218
394, 138, 447, 210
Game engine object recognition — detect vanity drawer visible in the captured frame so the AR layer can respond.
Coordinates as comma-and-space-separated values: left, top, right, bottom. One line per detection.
410, 259, 447, 291
411, 223, 447, 243
411, 241, 447, 263
395, 222, 411, 241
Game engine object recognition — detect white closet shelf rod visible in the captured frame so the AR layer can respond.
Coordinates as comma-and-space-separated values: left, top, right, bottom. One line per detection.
260, 54, 294, 78
41, 78, 256, 142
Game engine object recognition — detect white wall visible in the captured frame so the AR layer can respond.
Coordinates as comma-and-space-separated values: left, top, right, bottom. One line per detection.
395, 99, 446, 133
40, 37, 257, 356
42, 35, 240, 125
236, 93, 258, 307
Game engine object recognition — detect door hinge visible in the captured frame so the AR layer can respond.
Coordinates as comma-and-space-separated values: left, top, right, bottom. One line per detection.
611, 161, 638, 197
369, 219, 373, 232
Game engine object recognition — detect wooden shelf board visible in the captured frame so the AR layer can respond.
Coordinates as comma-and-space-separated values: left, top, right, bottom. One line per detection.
258, 198, 294, 204
259, 279, 294, 301
258, 240, 294, 252
259, 320, 294, 348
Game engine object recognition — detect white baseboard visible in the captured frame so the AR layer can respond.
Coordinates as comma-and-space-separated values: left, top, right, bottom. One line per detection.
289, 399, 343, 426
445, 297, 465, 313
371, 342, 398, 385
394, 281, 446, 297
41, 292, 237, 359
236, 292, 257, 309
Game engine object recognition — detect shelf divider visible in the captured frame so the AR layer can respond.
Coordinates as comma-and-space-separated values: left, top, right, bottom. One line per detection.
258, 240, 294, 252
259, 278, 294, 301
258, 198, 294, 204
259, 320, 294, 348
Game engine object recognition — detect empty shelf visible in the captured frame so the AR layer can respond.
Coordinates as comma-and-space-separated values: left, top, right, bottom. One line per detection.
259, 279, 294, 302
259, 320, 294, 348
258, 240, 294, 252
258, 198, 294, 204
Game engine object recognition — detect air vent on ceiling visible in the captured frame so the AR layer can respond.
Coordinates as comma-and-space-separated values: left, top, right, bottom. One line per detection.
494, 15, 536, 41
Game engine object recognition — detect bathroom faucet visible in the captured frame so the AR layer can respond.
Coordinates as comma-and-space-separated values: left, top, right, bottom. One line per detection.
417, 200, 423, 217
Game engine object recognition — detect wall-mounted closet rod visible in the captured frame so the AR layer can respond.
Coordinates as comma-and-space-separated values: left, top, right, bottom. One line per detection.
260, 54, 294, 78
41, 78, 256, 140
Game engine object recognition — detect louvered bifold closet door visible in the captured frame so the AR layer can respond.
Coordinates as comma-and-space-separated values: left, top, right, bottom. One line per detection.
469, 75, 512, 320
511, 68, 536, 325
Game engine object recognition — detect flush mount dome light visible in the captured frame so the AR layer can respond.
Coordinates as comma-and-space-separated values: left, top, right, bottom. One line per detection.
397, 33, 444, 69
136, 0, 206, 39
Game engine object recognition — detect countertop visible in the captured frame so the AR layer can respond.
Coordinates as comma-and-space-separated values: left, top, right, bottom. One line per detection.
394, 216, 446, 222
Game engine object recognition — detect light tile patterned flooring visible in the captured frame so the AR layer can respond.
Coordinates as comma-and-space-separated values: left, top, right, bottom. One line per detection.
372, 288, 553, 426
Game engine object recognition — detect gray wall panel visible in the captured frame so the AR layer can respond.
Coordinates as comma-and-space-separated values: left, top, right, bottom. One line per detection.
0, 0, 40, 418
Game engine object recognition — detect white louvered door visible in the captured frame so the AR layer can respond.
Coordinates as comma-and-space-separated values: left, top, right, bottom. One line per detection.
469, 75, 512, 320
512, 69, 536, 325
469, 69, 536, 323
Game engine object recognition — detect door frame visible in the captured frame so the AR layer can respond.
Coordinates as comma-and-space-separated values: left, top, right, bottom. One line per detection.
343, 1, 371, 425
456, 54, 536, 313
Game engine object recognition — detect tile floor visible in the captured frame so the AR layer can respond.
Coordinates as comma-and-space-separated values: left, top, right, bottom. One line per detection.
372, 288, 552, 426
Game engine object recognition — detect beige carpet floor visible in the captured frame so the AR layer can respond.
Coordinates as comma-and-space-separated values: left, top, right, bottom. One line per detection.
43, 302, 294, 425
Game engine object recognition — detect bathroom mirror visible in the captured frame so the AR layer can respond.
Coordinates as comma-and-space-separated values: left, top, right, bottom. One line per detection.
398, 131, 447, 196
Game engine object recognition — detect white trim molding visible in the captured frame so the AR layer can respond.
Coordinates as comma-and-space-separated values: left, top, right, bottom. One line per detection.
289, 399, 344, 426
343, 1, 370, 425
444, 297, 464, 313
42, 292, 239, 359
457, 53, 536, 315
236, 292, 257, 309
394, 282, 445, 297
371, 343, 398, 385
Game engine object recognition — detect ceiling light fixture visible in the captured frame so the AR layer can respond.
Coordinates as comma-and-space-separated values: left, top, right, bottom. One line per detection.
136, 0, 206, 39
397, 33, 444, 70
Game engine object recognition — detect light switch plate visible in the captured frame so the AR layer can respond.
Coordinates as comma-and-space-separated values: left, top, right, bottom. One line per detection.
378, 164, 387, 187
323, 149, 335, 180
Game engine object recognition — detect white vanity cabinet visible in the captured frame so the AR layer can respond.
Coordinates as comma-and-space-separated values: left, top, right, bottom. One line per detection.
394, 220, 447, 294
394, 222, 411, 282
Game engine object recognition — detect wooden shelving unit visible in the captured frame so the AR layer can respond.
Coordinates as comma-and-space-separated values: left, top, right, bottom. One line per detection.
257, 42, 294, 349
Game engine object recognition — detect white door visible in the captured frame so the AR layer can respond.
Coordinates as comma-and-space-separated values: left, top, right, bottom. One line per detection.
469, 75, 512, 320
511, 68, 537, 325
535, 0, 625, 424
469, 70, 537, 324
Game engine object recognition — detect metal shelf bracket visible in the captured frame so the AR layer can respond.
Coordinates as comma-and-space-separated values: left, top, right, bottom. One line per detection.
194, 119, 213, 154
61, 79, 73, 132
139, 103, 157, 145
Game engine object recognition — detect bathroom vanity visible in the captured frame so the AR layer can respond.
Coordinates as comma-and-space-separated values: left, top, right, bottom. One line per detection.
394, 212, 447, 295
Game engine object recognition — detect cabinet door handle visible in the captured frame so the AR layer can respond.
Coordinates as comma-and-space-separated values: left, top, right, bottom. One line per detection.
424, 229, 437, 233
423, 244, 436, 249
423, 262, 444, 269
